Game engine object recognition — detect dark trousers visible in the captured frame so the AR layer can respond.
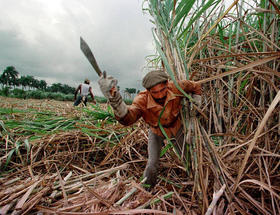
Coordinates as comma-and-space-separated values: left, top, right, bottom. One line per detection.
74, 95, 88, 106
144, 127, 184, 187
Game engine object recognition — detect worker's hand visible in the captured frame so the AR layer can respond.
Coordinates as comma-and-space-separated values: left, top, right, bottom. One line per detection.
93, 99, 97, 105
190, 94, 202, 117
193, 94, 202, 107
98, 71, 118, 99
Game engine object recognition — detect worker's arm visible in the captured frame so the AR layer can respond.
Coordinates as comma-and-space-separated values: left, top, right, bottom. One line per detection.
179, 80, 201, 95
74, 84, 82, 100
98, 74, 128, 118
98, 74, 143, 125
114, 95, 143, 126
89, 87, 96, 104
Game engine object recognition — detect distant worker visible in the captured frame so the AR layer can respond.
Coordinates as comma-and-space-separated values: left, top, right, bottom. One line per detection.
74, 78, 96, 106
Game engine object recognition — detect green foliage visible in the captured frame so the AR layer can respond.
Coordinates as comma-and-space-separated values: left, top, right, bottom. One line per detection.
124, 98, 132, 105
0, 104, 117, 139
95, 96, 107, 103
47, 83, 75, 94
83, 103, 115, 122
45, 92, 69, 101
26, 90, 48, 100
0, 87, 10, 96
11, 89, 26, 99
125, 88, 137, 94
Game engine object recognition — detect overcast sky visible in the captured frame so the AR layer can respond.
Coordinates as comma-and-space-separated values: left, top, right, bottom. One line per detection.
0, 0, 154, 96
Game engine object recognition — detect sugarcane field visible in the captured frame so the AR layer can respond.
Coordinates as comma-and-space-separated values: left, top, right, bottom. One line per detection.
0, 0, 280, 215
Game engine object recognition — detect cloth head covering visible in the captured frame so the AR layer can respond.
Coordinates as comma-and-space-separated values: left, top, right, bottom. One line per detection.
84, 78, 90, 84
142, 70, 169, 89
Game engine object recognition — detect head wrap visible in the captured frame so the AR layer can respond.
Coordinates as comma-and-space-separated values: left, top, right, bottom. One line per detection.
142, 70, 169, 89
84, 78, 90, 84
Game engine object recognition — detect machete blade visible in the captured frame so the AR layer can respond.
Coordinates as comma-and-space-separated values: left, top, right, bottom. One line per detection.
80, 36, 102, 77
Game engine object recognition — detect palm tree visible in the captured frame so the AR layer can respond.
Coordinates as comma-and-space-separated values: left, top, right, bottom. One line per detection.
1, 66, 19, 88
25, 75, 35, 90
31, 79, 40, 90
0, 74, 7, 89
19, 76, 29, 90
39, 80, 47, 91
50, 83, 63, 93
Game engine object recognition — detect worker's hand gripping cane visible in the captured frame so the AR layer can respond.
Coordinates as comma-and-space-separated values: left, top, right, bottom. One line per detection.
98, 71, 128, 118
190, 94, 202, 117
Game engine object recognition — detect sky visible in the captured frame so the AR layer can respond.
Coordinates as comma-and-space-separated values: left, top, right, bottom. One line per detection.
0, 0, 155, 96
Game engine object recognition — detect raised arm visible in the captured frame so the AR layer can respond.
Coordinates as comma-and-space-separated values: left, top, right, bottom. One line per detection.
89, 87, 96, 104
98, 73, 142, 125
74, 84, 82, 100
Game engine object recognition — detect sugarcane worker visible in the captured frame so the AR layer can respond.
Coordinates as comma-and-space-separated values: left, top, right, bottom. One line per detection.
98, 70, 202, 187
74, 78, 96, 106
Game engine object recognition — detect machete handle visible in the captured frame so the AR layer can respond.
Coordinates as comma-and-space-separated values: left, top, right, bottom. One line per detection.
103, 71, 107, 78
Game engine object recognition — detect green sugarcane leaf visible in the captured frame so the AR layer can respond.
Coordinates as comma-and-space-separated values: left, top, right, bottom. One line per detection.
81, 128, 118, 145
160, 142, 173, 157
5, 149, 15, 168
228, 22, 233, 52
178, 0, 220, 39
15, 141, 21, 154
173, 0, 196, 28
24, 139, 30, 154
218, 23, 226, 45
158, 176, 182, 188
150, 192, 174, 205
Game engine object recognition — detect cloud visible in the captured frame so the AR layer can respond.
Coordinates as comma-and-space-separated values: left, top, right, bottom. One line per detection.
0, 0, 154, 96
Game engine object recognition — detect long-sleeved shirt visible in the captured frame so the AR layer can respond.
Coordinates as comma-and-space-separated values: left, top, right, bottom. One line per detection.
116, 80, 201, 138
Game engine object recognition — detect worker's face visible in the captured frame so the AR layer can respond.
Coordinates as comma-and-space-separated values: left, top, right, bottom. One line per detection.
149, 82, 167, 103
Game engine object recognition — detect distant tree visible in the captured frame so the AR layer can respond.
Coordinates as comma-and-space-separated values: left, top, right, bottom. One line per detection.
61, 84, 75, 94
0, 74, 6, 88
31, 79, 40, 90
130, 88, 136, 94
125, 88, 136, 97
39, 80, 47, 91
19, 76, 29, 90
25, 75, 35, 90
14, 78, 20, 89
49, 83, 63, 93
124, 88, 137, 99
1, 66, 19, 88
46, 83, 75, 94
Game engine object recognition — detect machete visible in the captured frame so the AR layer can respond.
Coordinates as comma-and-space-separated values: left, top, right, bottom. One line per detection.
80, 36, 104, 77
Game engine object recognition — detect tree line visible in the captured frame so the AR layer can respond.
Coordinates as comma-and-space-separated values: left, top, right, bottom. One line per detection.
0, 66, 75, 94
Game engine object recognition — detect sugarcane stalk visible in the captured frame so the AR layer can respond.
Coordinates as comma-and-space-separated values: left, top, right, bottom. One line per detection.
21, 187, 51, 215
14, 180, 41, 210
114, 177, 147, 206
0, 199, 17, 215
0, 178, 33, 201
137, 192, 174, 209
198, 121, 232, 203
205, 184, 226, 215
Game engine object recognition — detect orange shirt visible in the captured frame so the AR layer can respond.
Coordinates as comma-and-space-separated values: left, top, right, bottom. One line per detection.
116, 80, 201, 138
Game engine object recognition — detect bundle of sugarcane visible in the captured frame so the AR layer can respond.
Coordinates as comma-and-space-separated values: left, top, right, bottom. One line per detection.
145, 0, 280, 214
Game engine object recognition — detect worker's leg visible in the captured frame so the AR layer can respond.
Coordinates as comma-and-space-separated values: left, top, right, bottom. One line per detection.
144, 129, 164, 187
82, 96, 88, 106
74, 96, 82, 106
